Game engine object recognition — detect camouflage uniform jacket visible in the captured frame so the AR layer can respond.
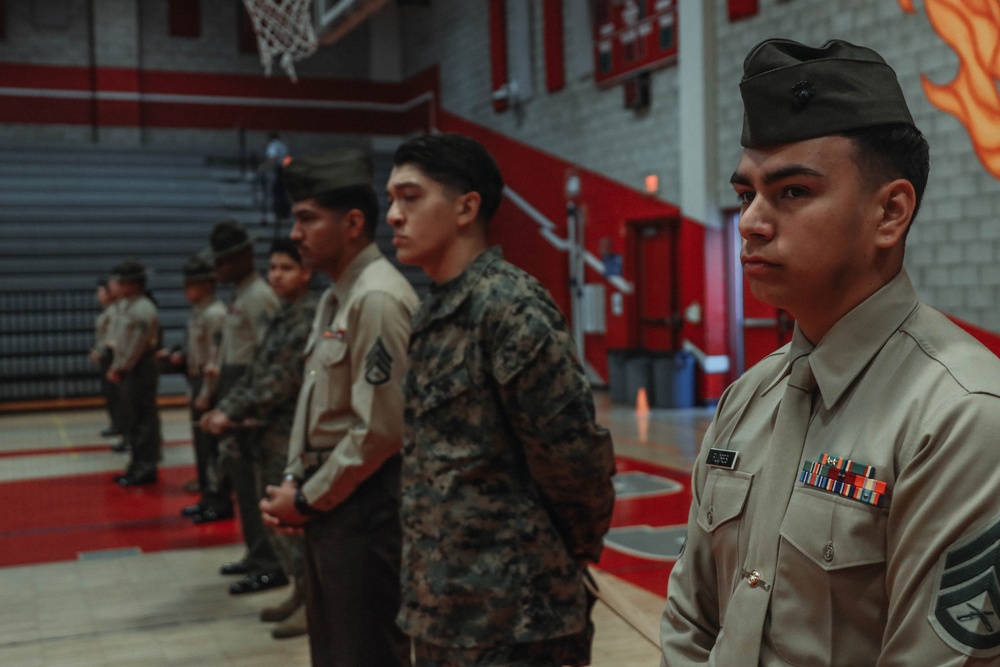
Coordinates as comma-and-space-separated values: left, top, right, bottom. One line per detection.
397, 247, 617, 649
110, 294, 159, 373
216, 290, 318, 437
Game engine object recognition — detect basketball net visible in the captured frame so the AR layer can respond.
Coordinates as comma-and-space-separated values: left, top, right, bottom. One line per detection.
241, 0, 318, 81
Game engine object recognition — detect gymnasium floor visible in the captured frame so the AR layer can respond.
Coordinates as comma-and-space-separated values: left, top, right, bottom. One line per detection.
0, 393, 713, 666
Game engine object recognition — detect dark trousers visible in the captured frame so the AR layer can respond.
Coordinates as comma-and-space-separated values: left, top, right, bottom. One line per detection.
303, 455, 410, 667
187, 375, 216, 492
121, 355, 161, 476
220, 429, 281, 575
99, 348, 125, 433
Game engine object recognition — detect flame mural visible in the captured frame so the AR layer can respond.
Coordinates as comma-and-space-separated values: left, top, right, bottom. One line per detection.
899, 0, 1000, 177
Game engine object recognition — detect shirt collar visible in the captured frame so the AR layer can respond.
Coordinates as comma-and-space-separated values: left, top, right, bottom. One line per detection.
412, 247, 502, 334
765, 269, 919, 410
331, 243, 381, 304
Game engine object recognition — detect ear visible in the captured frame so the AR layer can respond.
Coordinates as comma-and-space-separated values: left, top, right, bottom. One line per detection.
873, 178, 916, 249
343, 208, 367, 240
454, 191, 482, 229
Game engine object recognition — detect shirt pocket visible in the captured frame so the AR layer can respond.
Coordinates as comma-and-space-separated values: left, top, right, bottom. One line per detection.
312, 338, 350, 418
408, 353, 472, 419
697, 469, 753, 533
771, 488, 888, 666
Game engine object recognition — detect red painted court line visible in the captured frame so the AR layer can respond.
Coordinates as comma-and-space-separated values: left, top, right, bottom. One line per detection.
597, 456, 692, 597
0, 465, 239, 568
0, 438, 191, 459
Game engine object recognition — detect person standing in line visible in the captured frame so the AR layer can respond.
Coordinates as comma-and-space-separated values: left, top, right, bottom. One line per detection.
91, 276, 124, 440
259, 148, 417, 667
106, 259, 162, 487
386, 133, 617, 667
167, 254, 227, 497
196, 220, 284, 598
660, 39, 1000, 666
200, 237, 317, 639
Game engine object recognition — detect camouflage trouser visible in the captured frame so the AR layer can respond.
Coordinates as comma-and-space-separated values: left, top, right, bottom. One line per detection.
252, 426, 304, 579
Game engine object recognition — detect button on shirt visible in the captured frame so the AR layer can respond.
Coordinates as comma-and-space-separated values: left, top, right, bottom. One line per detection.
661, 269, 1000, 666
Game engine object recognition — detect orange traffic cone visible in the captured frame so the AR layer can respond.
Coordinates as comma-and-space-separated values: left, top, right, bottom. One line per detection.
635, 387, 650, 416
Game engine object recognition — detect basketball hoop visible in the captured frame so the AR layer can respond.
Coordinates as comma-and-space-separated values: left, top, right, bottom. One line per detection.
242, 0, 318, 81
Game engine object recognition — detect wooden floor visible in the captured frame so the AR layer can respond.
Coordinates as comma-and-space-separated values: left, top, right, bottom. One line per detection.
0, 393, 712, 666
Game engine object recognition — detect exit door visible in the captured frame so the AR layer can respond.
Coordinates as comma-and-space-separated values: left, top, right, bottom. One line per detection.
627, 217, 680, 350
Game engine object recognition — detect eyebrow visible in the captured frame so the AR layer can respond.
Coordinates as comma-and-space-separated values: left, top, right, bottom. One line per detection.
387, 180, 424, 193
730, 164, 826, 187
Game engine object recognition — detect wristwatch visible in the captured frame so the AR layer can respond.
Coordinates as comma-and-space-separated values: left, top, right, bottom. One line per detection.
282, 472, 301, 486
294, 488, 319, 517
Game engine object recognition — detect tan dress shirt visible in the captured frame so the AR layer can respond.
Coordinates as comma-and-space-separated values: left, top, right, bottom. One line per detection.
661, 269, 1000, 666
285, 243, 418, 511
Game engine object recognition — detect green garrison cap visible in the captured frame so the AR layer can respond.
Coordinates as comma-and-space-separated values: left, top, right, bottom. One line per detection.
281, 148, 373, 202
740, 38, 914, 148
209, 219, 253, 260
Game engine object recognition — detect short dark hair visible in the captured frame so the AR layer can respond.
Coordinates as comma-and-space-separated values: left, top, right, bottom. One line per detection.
269, 237, 303, 264
392, 133, 505, 226
313, 185, 380, 240
842, 123, 930, 224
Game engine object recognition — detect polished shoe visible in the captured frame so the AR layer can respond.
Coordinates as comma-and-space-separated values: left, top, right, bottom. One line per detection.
229, 571, 288, 595
180, 503, 203, 518
192, 507, 234, 524
271, 605, 307, 639
115, 471, 157, 487
100, 427, 121, 438
110, 440, 130, 453
261, 576, 304, 622
219, 560, 250, 576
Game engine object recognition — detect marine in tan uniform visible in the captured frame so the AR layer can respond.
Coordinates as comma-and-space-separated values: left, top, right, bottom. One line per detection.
387, 133, 616, 667
660, 39, 1000, 666
200, 220, 284, 596
91, 276, 123, 439
259, 149, 417, 667
106, 259, 162, 486
169, 255, 226, 498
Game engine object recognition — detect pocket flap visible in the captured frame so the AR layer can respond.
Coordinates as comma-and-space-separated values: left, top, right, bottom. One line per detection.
697, 469, 753, 533
780, 489, 887, 570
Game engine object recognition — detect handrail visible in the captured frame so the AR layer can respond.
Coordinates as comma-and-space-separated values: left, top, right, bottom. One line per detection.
502, 186, 635, 294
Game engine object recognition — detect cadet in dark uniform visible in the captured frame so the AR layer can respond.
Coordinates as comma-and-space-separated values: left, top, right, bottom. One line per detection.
660, 39, 1000, 666
259, 149, 417, 667
387, 133, 617, 667
106, 259, 162, 487
201, 237, 317, 637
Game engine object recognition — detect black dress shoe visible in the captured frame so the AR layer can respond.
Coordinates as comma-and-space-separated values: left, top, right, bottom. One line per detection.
100, 427, 121, 438
229, 571, 288, 595
219, 560, 250, 576
110, 440, 130, 453
180, 504, 203, 518
192, 507, 234, 524
116, 471, 157, 487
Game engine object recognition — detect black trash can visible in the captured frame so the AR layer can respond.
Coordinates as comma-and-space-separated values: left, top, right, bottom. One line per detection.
608, 348, 647, 404
652, 351, 696, 408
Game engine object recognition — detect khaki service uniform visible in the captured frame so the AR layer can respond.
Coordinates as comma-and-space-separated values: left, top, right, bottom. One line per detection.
284, 243, 418, 667
109, 293, 162, 479
185, 295, 226, 492
661, 269, 1000, 666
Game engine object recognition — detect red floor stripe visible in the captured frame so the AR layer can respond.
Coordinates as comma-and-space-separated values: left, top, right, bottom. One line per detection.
0, 466, 240, 568
0, 438, 191, 459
